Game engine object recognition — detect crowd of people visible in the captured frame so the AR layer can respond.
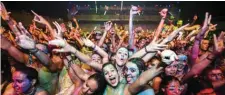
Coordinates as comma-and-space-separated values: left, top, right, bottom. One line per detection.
1, 2, 225, 95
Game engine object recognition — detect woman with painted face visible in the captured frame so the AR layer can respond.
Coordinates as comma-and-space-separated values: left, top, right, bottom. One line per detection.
12, 66, 49, 95
102, 60, 163, 95
124, 58, 155, 95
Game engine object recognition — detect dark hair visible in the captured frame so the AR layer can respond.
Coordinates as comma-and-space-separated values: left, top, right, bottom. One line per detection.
102, 62, 117, 72
160, 76, 181, 88
88, 73, 107, 94
187, 78, 214, 94
127, 58, 146, 73
15, 66, 39, 86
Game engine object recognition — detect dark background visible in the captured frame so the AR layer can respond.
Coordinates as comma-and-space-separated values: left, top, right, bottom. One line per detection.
2, 1, 225, 23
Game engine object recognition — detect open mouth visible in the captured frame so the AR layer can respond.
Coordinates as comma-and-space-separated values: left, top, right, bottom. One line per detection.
109, 77, 116, 84
126, 76, 133, 83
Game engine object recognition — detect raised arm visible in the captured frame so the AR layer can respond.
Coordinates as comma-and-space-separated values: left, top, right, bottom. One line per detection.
31, 10, 55, 39
190, 12, 211, 64
72, 17, 80, 29
154, 8, 168, 40
128, 5, 140, 50
126, 65, 163, 94
182, 32, 225, 83
98, 21, 112, 47
83, 38, 109, 64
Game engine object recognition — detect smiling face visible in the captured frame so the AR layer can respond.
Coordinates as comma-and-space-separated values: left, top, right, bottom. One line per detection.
91, 54, 102, 64
165, 62, 178, 76
12, 71, 33, 94
115, 47, 129, 67
124, 62, 140, 84
81, 78, 98, 95
103, 64, 119, 87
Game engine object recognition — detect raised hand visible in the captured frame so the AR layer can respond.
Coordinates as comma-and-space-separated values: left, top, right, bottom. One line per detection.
82, 38, 95, 48
12, 22, 35, 50
146, 38, 167, 52
130, 5, 141, 15
52, 21, 63, 38
193, 15, 198, 21
202, 12, 211, 31
209, 24, 217, 31
104, 21, 112, 32
31, 10, 48, 25
213, 31, 225, 55
159, 8, 168, 18
48, 37, 73, 53
0, 2, 11, 20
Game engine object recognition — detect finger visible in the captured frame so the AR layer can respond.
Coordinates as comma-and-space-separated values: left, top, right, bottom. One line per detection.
213, 34, 218, 50
53, 49, 65, 53
17, 22, 26, 35
208, 15, 212, 25
204, 12, 209, 26
157, 67, 163, 72
31, 10, 39, 16
218, 31, 225, 40
12, 25, 21, 37
156, 38, 163, 43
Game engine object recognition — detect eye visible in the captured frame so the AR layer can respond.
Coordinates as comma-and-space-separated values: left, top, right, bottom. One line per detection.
104, 72, 108, 75
130, 68, 136, 72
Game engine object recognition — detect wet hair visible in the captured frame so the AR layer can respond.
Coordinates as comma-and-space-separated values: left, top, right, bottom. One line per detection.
88, 73, 107, 94
127, 58, 146, 73
15, 66, 39, 86
187, 78, 214, 94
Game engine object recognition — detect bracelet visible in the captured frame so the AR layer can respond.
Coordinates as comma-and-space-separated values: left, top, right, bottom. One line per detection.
29, 48, 39, 54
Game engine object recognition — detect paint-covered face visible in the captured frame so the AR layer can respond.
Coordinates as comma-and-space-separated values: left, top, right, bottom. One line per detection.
124, 62, 140, 84
165, 62, 178, 76
103, 64, 119, 87
207, 69, 224, 82
165, 80, 183, 95
196, 88, 216, 95
115, 47, 128, 67
91, 54, 102, 64
200, 39, 209, 51
12, 71, 33, 94
81, 78, 98, 95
